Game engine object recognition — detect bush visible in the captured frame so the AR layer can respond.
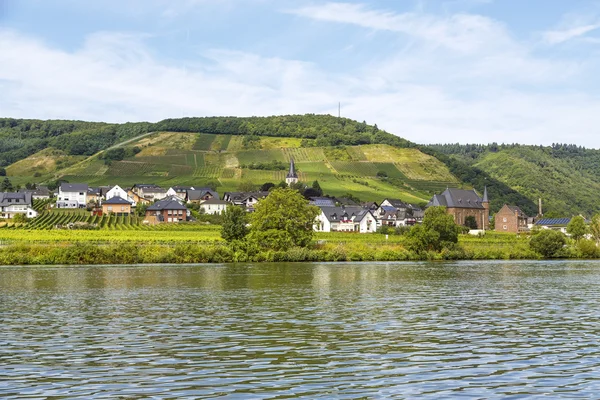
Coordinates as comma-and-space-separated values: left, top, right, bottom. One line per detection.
577, 239, 599, 258
530, 229, 567, 258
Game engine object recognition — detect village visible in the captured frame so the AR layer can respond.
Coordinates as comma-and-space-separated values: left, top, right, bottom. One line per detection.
0, 159, 575, 234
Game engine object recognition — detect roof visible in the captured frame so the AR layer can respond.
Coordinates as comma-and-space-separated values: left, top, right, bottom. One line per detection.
309, 197, 336, 207
384, 199, 408, 208
133, 184, 162, 189
428, 188, 485, 209
103, 196, 132, 205
201, 198, 229, 205
60, 183, 88, 192
319, 206, 373, 223
19, 186, 51, 196
0, 192, 32, 206
535, 218, 571, 226
187, 189, 219, 201
170, 186, 194, 192
287, 158, 298, 179
147, 197, 188, 211
505, 205, 527, 217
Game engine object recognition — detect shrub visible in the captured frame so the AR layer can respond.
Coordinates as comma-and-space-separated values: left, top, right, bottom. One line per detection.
530, 229, 567, 258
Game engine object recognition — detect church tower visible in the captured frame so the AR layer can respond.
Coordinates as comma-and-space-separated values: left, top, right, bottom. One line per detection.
286, 158, 298, 186
482, 186, 490, 230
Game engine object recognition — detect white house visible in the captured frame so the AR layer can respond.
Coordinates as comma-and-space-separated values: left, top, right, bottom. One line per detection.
131, 184, 167, 201
199, 198, 229, 215
57, 183, 88, 208
314, 206, 377, 233
105, 185, 135, 207
166, 186, 195, 201
0, 192, 38, 219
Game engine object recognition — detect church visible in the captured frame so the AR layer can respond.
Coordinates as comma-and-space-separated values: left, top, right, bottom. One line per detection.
427, 187, 490, 229
286, 159, 298, 186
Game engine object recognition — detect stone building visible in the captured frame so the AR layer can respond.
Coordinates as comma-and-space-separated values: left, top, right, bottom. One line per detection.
495, 204, 528, 233
427, 187, 490, 230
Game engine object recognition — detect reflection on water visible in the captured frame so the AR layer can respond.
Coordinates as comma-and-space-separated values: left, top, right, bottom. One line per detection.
2, 261, 600, 398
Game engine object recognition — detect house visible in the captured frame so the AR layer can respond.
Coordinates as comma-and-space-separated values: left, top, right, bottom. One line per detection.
428, 187, 490, 230
534, 218, 571, 234
131, 184, 167, 201
187, 188, 219, 203
166, 186, 195, 200
102, 196, 132, 216
87, 187, 101, 204
57, 183, 88, 208
127, 189, 151, 206
362, 202, 379, 211
223, 191, 270, 210
495, 205, 529, 233
407, 204, 424, 223
105, 185, 136, 207
315, 206, 377, 233
0, 192, 38, 219
199, 198, 229, 215
19, 186, 51, 200
145, 197, 189, 224
286, 158, 298, 185
380, 199, 409, 210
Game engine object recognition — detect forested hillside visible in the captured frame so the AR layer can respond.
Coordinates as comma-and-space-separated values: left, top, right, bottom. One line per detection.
1, 115, 537, 210
429, 143, 600, 216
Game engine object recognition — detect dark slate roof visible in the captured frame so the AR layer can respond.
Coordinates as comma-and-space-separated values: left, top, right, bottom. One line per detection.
428, 188, 485, 209
133, 184, 162, 189
535, 218, 571, 226
506, 205, 527, 217
319, 206, 373, 223
103, 196, 132, 205
384, 199, 408, 209
147, 197, 188, 211
19, 186, 51, 196
309, 197, 336, 207
0, 192, 32, 206
187, 189, 219, 201
287, 159, 298, 179
171, 186, 194, 192
60, 183, 89, 192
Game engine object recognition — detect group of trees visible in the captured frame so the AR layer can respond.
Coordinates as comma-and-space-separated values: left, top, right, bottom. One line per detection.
220, 188, 319, 251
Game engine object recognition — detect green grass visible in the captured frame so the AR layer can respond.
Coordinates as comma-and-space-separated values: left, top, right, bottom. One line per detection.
236, 149, 286, 164
330, 162, 379, 176
282, 147, 326, 162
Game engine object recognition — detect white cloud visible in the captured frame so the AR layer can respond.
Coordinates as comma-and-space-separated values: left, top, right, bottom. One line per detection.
2, 2, 600, 148
543, 23, 600, 44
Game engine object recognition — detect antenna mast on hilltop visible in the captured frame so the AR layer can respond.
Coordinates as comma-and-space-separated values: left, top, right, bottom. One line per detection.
338, 102, 341, 118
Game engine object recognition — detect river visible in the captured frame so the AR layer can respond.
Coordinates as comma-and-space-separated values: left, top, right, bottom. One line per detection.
1, 261, 600, 398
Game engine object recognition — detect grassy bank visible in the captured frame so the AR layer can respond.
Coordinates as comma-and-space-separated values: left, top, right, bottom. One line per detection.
0, 231, 541, 265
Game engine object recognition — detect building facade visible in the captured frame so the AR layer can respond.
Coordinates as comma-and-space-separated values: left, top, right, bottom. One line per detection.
57, 183, 88, 208
428, 187, 490, 230
495, 204, 528, 233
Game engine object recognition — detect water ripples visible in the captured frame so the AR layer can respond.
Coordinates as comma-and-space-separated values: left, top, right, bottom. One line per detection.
1, 261, 600, 398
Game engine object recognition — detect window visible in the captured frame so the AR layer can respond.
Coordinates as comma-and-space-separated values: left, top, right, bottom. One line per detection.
108, 206, 113, 212
79, 192, 84, 195
503, 225, 507, 230
168, 217, 172, 222
121, 206, 125, 211
178, 210, 183, 215
168, 210, 172, 215
503, 217, 507, 222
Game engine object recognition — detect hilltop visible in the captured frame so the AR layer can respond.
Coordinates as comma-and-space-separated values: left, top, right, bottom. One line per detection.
0, 115, 533, 208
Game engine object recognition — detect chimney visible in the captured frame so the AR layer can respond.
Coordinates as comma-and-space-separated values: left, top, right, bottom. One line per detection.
538, 198, 543, 216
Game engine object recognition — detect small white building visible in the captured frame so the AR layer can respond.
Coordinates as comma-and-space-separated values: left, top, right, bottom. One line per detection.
200, 198, 229, 215
286, 159, 299, 186
132, 184, 167, 201
166, 186, 195, 201
57, 183, 88, 208
0, 192, 38, 219
314, 206, 377, 233
105, 185, 135, 207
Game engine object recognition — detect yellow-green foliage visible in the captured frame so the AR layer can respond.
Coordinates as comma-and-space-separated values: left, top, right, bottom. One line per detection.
259, 137, 303, 149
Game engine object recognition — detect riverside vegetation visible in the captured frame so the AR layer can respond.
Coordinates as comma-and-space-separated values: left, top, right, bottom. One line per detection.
1, 191, 599, 265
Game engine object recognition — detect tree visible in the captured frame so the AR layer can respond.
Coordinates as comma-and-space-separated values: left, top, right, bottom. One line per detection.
406, 206, 459, 252
12, 213, 28, 223
567, 215, 587, 241
247, 188, 319, 250
136, 203, 148, 217
221, 205, 248, 242
464, 215, 478, 229
0, 177, 13, 192
260, 182, 275, 192
0, 167, 5, 176
589, 214, 600, 245
530, 229, 566, 258
311, 180, 323, 196
376, 171, 388, 178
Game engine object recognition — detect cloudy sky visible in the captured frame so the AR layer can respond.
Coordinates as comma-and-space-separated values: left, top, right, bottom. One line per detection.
2, 0, 600, 146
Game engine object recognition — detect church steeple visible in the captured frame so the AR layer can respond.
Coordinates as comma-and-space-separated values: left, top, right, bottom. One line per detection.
482, 186, 489, 203
286, 158, 298, 185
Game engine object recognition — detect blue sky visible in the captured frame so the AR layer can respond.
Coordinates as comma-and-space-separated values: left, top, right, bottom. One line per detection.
2, 0, 600, 146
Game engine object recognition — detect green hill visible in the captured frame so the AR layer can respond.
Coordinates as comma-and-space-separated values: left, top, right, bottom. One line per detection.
429, 143, 600, 217
1, 115, 536, 208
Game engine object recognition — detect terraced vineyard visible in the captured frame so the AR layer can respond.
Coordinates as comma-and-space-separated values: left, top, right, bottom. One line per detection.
9, 130, 463, 203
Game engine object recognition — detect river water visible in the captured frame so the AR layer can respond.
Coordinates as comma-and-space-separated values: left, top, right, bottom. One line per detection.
1, 261, 600, 398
